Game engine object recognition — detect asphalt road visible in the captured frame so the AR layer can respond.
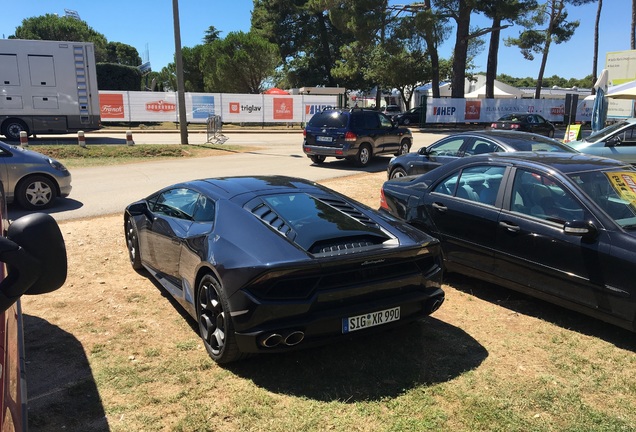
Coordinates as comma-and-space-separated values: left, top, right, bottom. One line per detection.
8, 130, 450, 221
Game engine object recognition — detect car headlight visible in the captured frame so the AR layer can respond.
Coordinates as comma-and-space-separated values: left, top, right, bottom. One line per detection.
48, 158, 68, 172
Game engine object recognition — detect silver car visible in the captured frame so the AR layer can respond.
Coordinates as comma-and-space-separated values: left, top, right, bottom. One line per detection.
568, 118, 636, 164
0, 140, 72, 209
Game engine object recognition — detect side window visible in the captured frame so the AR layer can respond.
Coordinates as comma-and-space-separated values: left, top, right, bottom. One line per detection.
432, 165, 505, 205
364, 112, 380, 129
511, 169, 584, 222
466, 139, 495, 155
379, 113, 393, 128
428, 138, 465, 157
192, 195, 216, 222
153, 188, 200, 220
622, 126, 636, 144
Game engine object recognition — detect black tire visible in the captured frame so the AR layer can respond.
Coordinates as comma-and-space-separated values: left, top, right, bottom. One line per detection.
548, 130, 555, 138
354, 144, 372, 167
15, 175, 56, 210
197, 274, 242, 364
3, 119, 28, 141
310, 155, 326, 164
125, 216, 143, 270
395, 139, 411, 156
403, 118, 411, 125
390, 167, 408, 179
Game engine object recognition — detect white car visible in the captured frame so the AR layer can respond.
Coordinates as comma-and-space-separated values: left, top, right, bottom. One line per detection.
568, 118, 636, 164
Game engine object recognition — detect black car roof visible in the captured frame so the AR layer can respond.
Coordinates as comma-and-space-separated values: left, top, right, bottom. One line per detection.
176, 176, 322, 200
444, 152, 633, 175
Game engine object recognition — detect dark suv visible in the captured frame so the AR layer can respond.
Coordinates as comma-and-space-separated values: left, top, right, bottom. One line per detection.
302, 108, 413, 167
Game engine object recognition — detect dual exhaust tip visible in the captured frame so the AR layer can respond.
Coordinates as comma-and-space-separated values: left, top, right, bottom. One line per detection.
259, 330, 305, 348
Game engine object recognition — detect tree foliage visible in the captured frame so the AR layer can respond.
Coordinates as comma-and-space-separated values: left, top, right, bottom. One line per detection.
11, 14, 109, 61
96, 63, 141, 90
105, 41, 142, 66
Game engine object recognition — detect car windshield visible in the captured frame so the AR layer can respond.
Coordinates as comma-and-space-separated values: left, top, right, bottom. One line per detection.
307, 111, 348, 128
568, 168, 636, 229
584, 121, 630, 142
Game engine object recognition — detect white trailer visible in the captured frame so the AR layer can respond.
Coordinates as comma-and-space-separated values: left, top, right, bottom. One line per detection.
0, 39, 101, 140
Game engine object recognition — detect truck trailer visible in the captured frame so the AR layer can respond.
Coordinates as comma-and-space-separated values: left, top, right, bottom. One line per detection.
0, 39, 101, 140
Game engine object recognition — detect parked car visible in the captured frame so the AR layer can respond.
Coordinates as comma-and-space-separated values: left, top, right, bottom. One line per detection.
0, 181, 67, 430
568, 118, 636, 164
393, 106, 423, 126
0, 140, 72, 210
380, 151, 636, 332
380, 105, 402, 117
124, 176, 445, 364
387, 130, 578, 179
490, 113, 556, 137
302, 108, 412, 167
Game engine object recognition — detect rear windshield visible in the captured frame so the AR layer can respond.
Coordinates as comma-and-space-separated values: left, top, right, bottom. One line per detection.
307, 111, 348, 128
261, 193, 389, 252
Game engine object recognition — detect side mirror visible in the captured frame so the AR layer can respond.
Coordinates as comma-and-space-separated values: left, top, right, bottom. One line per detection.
563, 220, 598, 239
0, 213, 67, 312
418, 146, 430, 156
127, 202, 148, 216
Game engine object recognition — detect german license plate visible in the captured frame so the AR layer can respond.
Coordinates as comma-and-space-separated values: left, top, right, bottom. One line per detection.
342, 307, 400, 333
316, 136, 333, 143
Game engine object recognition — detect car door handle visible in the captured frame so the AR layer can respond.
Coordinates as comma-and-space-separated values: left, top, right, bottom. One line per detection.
499, 221, 520, 232
432, 202, 447, 212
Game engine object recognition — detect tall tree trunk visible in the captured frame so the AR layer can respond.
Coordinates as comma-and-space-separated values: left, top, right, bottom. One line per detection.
423, 0, 441, 99
451, 1, 471, 98
632, 0, 636, 49
591, 0, 602, 96
535, 0, 563, 99
316, 12, 336, 86
486, 16, 501, 99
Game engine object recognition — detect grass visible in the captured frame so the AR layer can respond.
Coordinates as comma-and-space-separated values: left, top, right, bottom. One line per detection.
29, 143, 248, 168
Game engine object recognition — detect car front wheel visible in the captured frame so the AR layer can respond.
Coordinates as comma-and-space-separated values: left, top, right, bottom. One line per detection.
548, 130, 555, 138
15, 175, 56, 210
355, 144, 372, 167
396, 140, 411, 156
390, 167, 408, 179
197, 274, 242, 364
403, 118, 411, 125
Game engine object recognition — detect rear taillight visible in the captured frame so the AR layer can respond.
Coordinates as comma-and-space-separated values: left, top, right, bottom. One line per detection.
345, 131, 357, 141
380, 188, 388, 210
490, 123, 497, 128
511, 124, 520, 129
303, 129, 306, 137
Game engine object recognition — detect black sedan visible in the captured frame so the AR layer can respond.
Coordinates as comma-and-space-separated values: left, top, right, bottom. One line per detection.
490, 113, 556, 137
387, 130, 577, 179
380, 152, 636, 332
393, 106, 423, 126
125, 176, 444, 363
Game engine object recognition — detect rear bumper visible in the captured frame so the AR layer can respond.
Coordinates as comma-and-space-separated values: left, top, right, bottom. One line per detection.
302, 141, 356, 158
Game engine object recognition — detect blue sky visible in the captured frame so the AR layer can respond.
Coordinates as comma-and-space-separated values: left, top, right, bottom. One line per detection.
1, 1, 630, 81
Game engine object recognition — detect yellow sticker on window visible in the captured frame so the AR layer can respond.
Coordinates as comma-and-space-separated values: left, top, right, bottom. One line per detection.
607, 172, 636, 204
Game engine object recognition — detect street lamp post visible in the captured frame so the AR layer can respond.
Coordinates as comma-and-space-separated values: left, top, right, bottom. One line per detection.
172, 0, 188, 144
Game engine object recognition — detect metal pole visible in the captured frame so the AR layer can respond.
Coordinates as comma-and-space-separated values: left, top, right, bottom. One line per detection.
172, 0, 188, 144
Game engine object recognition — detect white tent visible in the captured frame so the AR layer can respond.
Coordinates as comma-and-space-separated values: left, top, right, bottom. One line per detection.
464, 81, 522, 99
606, 80, 636, 99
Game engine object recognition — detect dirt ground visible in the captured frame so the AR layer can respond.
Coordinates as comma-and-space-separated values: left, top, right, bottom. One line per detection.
19, 170, 636, 431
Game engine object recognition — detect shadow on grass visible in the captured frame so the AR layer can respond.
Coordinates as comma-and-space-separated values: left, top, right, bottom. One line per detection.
227, 317, 487, 402
144, 273, 487, 402
23, 314, 108, 432
445, 273, 636, 352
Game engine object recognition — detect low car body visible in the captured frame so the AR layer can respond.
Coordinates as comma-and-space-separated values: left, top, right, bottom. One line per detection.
387, 130, 577, 179
568, 118, 636, 164
0, 180, 67, 430
0, 140, 72, 210
393, 107, 423, 126
490, 113, 556, 137
380, 152, 636, 332
124, 176, 444, 364
302, 108, 412, 167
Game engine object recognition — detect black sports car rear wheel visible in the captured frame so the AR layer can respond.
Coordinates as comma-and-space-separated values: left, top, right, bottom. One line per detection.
197, 274, 241, 364
125, 216, 143, 270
